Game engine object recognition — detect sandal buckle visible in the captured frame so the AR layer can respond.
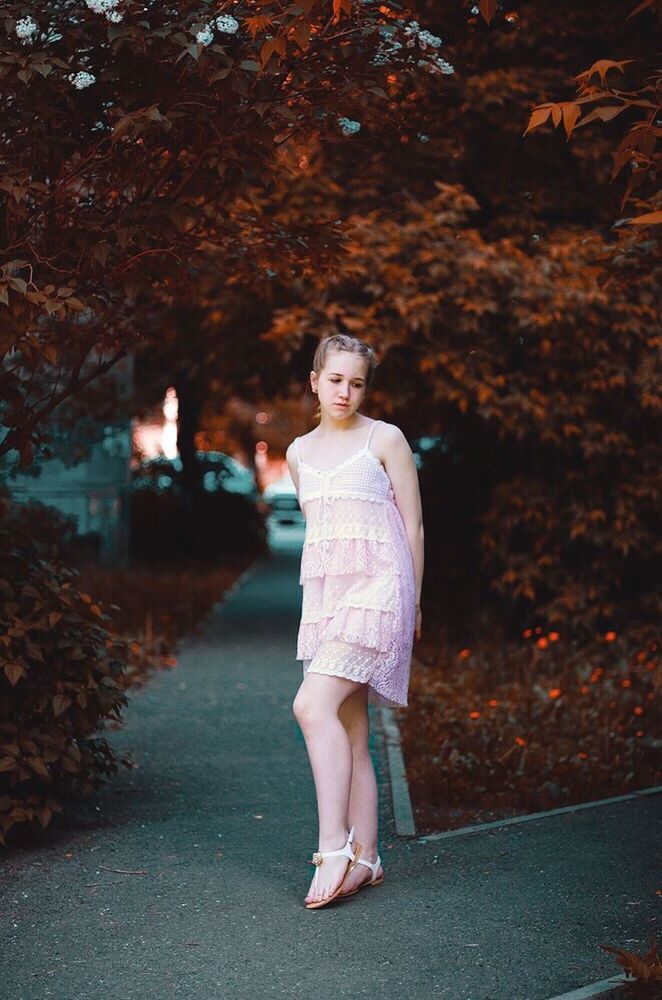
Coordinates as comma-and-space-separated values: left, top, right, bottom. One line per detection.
311, 851, 323, 866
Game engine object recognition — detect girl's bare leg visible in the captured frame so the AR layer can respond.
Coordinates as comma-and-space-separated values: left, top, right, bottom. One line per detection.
292, 672, 365, 904
337, 685, 384, 894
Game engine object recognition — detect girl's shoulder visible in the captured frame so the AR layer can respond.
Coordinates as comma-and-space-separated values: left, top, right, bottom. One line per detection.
370, 420, 413, 467
372, 418, 399, 433
296, 428, 318, 444
371, 419, 406, 444
295, 419, 402, 443
296, 420, 385, 445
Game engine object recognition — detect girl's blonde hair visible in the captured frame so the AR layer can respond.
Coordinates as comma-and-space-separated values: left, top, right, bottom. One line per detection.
312, 334, 378, 387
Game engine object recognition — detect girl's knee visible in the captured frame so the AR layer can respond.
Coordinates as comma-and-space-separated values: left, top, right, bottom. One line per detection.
292, 689, 331, 729
291, 690, 304, 722
292, 690, 315, 726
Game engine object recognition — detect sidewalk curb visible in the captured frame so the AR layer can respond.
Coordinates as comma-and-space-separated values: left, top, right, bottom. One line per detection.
417, 785, 662, 843
211, 553, 267, 610
543, 972, 629, 999
379, 706, 417, 838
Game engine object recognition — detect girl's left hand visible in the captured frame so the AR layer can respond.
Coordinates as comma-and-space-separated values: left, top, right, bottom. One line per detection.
415, 605, 422, 641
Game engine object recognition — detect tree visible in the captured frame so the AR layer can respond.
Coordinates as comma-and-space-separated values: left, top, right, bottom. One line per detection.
1, 0, 454, 466
262, 179, 660, 652
522, 1, 660, 223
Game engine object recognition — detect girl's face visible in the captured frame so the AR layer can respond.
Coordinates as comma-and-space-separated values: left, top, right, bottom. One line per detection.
311, 351, 369, 420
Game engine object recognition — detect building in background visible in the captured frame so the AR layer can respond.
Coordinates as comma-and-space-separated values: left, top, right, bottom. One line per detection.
3, 354, 134, 567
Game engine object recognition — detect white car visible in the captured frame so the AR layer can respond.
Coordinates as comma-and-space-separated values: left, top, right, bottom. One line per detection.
261, 474, 305, 529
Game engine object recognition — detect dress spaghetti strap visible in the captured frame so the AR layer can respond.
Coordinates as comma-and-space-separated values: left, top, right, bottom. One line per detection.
365, 420, 380, 451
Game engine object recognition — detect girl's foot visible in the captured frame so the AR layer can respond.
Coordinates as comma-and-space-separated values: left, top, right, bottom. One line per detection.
337, 853, 383, 896
304, 854, 351, 904
304, 835, 357, 905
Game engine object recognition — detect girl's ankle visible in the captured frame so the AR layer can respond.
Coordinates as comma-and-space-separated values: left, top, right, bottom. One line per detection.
318, 829, 351, 852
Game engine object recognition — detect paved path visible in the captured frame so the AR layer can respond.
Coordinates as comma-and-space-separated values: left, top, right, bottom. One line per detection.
2, 538, 659, 1000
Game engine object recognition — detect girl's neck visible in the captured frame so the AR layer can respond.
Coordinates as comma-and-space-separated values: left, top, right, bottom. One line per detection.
316, 413, 366, 434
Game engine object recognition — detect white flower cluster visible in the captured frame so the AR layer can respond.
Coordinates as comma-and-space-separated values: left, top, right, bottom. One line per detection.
216, 14, 239, 34
419, 55, 455, 76
372, 20, 454, 75
372, 26, 402, 65
194, 13, 240, 46
70, 70, 96, 89
15, 16, 39, 43
196, 25, 214, 45
338, 117, 361, 136
85, 0, 123, 22
417, 29, 442, 49
402, 21, 441, 48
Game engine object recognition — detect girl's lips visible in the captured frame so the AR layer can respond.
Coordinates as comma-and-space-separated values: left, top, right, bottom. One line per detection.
334, 403, 349, 407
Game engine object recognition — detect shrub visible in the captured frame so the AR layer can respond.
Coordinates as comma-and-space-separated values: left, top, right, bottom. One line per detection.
129, 486, 267, 564
0, 488, 156, 846
403, 626, 660, 832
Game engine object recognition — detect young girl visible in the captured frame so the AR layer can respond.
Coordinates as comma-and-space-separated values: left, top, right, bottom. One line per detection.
286, 334, 424, 909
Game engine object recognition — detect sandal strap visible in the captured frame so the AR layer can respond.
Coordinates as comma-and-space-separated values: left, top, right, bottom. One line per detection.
356, 854, 382, 880
310, 825, 357, 866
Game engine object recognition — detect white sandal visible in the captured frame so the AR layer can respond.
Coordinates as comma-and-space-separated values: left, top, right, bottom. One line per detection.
337, 853, 385, 899
304, 825, 362, 910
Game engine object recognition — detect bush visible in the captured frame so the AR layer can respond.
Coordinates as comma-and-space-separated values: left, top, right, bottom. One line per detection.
0, 488, 156, 846
129, 486, 267, 565
402, 625, 661, 833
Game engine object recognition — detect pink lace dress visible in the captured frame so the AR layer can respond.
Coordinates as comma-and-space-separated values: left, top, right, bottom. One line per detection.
293, 419, 416, 708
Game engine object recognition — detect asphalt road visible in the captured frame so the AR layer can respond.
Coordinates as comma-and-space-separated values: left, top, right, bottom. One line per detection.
1, 535, 659, 1000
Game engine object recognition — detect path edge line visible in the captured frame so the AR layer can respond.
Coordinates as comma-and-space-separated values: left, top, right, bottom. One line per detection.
212, 553, 267, 609
417, 785, 662, 843
379, 707, 416, 838
544, 972, 629, 1000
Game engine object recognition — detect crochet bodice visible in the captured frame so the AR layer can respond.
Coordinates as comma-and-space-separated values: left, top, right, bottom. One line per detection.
296, 445, 394, 507
293, 420, 408, 582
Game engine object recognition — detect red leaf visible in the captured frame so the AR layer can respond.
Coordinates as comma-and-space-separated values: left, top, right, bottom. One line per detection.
52, 695, 72, 717
576, 59, 636, 89
562, 103, 581, 139
245, 14, 273, 39
4, 662, 26, 686
624, 210, 662, 226
523, 105, 553, 136
478, 0, 497, 24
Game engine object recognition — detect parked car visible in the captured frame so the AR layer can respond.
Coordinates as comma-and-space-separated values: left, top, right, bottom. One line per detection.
261, 474, 305, 529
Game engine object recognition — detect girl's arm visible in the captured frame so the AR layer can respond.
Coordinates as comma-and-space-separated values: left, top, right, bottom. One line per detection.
378, 424, 425, 634
285, 442, 305, 519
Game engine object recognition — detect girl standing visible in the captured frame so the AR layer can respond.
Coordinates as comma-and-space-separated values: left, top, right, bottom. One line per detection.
286, 334, 425, 909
